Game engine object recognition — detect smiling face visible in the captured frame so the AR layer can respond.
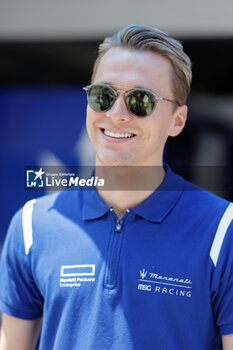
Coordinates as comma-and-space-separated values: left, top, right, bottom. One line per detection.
86, 47, 187, 166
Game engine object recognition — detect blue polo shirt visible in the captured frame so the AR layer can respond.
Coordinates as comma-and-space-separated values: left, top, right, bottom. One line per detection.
0, 166, 233, 349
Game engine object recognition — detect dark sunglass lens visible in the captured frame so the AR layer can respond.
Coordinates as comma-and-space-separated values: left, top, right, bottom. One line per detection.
88, 85, 115, 112
126, 90, 155, 117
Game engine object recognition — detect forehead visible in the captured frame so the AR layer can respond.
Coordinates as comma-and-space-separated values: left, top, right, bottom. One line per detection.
94, 47, 173, 94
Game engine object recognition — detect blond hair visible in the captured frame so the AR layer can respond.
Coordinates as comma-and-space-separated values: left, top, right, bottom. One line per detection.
91, 24, 192, 105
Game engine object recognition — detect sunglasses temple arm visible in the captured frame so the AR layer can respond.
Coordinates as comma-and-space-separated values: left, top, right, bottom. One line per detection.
161, 97, 181, 106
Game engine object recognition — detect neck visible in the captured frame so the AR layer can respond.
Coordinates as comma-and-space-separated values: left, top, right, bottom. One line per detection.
95, 164, 165, 218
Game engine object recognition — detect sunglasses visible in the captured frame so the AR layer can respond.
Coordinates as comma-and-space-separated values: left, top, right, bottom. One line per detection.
83, 84, 180, 118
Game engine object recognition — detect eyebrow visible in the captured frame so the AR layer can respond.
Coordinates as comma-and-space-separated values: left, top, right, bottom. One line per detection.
97, 81, 158, 93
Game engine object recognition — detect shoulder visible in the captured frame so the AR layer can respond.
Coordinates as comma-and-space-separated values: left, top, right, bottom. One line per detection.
164, 165, 230, 219
171, 174, 233, 270
5, 190, 82, 256
8, 190, 81, 238
182, 177, 233, 257
181, 176, 231, 217
27, 189, 82, 216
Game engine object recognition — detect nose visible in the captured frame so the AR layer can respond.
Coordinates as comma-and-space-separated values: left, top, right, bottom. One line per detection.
105, 93, 131, 121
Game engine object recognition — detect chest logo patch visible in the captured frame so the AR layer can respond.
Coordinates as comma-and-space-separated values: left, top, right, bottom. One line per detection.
60, 264, 95, 288
138, 268, 192, 298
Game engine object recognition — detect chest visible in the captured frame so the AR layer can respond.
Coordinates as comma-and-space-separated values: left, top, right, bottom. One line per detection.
32, 213, 214, 307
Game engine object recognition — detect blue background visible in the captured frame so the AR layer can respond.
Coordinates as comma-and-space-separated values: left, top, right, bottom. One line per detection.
0, 86, 87, 244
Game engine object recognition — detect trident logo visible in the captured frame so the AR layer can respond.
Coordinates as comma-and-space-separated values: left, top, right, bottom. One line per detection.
140, 268, 147, 279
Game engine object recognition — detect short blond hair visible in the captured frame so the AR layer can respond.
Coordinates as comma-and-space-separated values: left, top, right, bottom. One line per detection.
91, 24, 192, 105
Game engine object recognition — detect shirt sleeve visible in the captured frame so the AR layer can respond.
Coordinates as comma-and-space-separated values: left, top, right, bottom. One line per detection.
0, 206, 44, 320
211, 219, 233, 335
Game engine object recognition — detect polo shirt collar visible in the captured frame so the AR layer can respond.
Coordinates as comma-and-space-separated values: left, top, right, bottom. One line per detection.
82, 186, 110, 220
82, 165, 184, 222
130, 165, 184, 222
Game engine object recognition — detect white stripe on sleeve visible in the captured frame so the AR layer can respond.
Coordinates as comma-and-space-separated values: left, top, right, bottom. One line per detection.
22, 199, 36, 255
210, 203, 233, 267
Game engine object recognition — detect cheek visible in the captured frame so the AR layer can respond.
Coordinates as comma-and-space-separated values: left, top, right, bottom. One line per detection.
86, 106, 96, 133
145, 112, 172, 143
86, 107, 104, 147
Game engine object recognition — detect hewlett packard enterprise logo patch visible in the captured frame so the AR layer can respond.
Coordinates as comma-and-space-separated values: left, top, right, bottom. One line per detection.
60, 264, 96, 288
26, 168, 45, 188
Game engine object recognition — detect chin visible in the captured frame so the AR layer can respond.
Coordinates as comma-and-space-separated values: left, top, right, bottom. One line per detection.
96, 152, 133, 167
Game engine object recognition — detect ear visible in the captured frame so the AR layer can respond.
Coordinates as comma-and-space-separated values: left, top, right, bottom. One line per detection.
169, 104, 188, 137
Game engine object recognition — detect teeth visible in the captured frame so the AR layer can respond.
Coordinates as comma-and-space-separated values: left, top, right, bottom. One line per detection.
104, 130, 134, 138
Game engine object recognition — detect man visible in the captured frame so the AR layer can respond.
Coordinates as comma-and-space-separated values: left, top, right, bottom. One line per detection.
0, 24, 233, 349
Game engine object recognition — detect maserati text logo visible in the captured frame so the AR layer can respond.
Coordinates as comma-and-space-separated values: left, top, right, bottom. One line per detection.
138, 267, 192, 298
